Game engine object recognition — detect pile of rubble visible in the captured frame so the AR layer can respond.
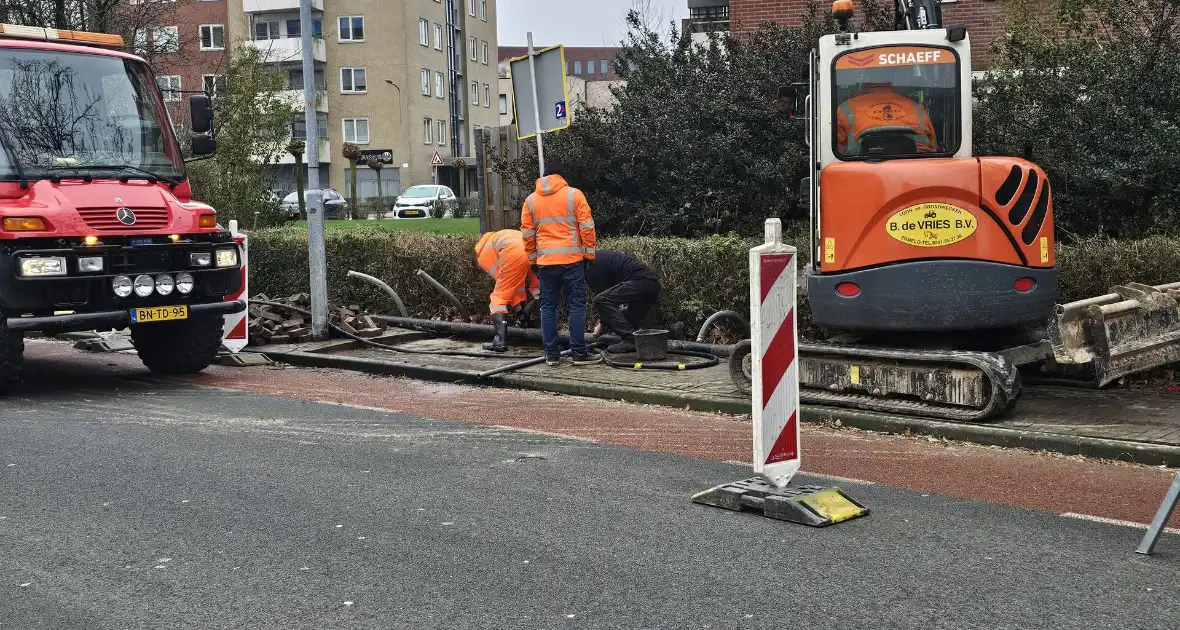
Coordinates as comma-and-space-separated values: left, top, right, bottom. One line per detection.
248, 293, 387, 346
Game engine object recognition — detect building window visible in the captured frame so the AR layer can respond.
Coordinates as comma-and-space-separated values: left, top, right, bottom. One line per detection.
292, 116, 328, 142
467, 0, 475, 17
482, 84, 490, 107
498, 94, 507, 115
338, 16, 364, 42
199, 25, 224, 50
600, 60, 608, 74
435, 72, 445, 98
434, 24, 442, 50
421, 69, 431, 95
254, 20, 279, 40
479, 0, 487, 21
285, 19, 321, 38
468, 37, 477, 61
470, 81, 478, 105
586, 61, 595, 75
480, 41, 488, 65
202, 74, 226, 99
340, 68, 367, 94
438, 120, 447, 146
157, 75, 181, 102
574, 60, 582, 75
155, 26, 179, 53
343, 117, 370, 144
423, 118, 433, 144
419, 19, 429, 46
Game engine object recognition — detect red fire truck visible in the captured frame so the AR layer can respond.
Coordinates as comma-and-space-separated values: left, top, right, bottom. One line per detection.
0, 24, 244, 386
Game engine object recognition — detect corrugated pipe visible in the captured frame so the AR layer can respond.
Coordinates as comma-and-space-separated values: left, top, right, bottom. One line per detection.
415, 269, 472, 322
695, 310, 749, 343
347, 270, 408, 318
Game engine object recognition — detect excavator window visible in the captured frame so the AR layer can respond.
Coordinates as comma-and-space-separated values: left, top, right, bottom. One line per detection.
832, 45, 960, 161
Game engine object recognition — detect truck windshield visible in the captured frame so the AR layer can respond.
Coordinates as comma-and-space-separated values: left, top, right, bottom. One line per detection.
0, 48, 183, 184
832, 46, 960, 160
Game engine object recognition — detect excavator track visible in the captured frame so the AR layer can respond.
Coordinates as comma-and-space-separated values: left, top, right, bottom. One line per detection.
796, 343, 1023, 423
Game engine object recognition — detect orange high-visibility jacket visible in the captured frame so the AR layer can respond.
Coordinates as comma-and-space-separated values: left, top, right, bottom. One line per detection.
475, 230, 540, 314
836, 85, 938, 155
521, 175, 596, 266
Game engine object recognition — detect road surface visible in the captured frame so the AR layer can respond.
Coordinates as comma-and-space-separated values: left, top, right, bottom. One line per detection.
2, 341, 1177, 629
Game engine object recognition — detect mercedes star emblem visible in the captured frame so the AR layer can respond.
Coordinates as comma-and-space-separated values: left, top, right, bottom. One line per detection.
116, 207, 137, 226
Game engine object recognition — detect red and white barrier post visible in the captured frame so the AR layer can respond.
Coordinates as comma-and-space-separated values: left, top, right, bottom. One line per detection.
221, 219, 249, 353
691, 218, 867, 526
749, 218, 801, 488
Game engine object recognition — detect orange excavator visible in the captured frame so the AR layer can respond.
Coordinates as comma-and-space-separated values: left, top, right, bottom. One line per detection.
730, 0, 1180, 421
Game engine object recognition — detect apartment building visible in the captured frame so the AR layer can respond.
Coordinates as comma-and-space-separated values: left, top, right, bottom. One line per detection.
228, 0, 500, 200
687, 0, 1011, 66
138, 0, 231, 119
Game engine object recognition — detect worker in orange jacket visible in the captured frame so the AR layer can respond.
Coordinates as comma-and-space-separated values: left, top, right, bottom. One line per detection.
521, 159, 598, 366
471, 229, 539, 352
836, 83, 938, 156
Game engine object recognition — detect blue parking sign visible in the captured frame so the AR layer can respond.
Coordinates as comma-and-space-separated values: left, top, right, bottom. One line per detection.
554, 100, 567, 121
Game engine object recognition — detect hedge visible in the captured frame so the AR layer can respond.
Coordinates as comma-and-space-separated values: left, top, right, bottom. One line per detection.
247, 226, 1180, 341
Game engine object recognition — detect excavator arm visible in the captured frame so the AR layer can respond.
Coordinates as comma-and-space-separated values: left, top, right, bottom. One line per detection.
895, 0, 944, 30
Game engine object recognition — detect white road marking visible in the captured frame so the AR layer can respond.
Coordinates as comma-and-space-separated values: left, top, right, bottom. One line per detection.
1060, 512, 1180, 535
807, 472, 877, 486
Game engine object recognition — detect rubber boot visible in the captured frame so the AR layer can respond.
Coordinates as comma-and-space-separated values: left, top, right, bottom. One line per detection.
483, 313, 508, 352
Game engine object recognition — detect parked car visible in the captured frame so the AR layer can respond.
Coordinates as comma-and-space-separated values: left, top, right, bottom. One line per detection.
281, 189, 348, 220
391, 185, 457, 219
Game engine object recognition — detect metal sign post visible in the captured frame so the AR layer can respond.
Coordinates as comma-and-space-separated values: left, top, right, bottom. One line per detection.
509, 38, 569, 178
692, 219, 869, 527
1137, 472, 1180, 555
300, 0, 328, 341
221, 220, 249, 353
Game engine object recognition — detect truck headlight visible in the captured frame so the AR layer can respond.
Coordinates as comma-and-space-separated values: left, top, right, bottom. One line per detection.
78, 256, 104, 273
19, 256, 67, 277
133, 274, 155, 297
215, 247, 239, 268
176, 272, 195, 294
113, 275, 133, 297
155, 274, 175, 296
190, 252, 212, 267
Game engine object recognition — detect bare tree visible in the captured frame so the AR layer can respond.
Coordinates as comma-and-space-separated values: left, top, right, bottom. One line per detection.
630, 0, 673, 43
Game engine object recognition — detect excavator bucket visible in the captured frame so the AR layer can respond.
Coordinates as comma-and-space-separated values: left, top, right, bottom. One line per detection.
1049, 282, 1180, 387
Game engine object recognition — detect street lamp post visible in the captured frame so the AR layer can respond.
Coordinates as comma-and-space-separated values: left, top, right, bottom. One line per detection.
385, 80, 405, 192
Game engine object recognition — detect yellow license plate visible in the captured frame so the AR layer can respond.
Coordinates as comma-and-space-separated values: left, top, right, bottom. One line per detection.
132, 305, 188, 324
405, 210, 421, 217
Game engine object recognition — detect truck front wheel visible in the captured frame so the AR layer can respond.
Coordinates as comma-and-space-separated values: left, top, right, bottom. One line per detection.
0, 309, 24, 389
131, 314, 223, 375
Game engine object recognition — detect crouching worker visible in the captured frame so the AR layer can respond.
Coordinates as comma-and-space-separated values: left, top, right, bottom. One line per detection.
471, 229, 540, 352
588, 250, 661, 353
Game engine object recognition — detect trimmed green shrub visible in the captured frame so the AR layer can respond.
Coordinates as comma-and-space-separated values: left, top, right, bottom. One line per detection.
247, 225, 1180, 339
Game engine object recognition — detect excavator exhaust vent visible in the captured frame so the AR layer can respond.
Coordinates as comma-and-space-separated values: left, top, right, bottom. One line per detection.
1050, 282, 1180, 387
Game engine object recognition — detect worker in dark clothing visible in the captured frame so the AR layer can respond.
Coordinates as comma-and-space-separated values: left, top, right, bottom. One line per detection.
586, 250, 661, 353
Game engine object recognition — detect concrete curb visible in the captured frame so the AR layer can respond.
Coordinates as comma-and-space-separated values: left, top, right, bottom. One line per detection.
256, 346, 1180, 467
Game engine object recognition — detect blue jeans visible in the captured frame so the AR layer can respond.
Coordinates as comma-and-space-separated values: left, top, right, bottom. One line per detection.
538, 262, 588, 358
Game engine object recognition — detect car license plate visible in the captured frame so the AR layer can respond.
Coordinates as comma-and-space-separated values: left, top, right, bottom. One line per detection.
131, 305, 188, 324
130, 237, 153, 247
405, 210, 421, 217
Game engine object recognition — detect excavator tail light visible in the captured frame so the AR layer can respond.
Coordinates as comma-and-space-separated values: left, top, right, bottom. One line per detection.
836, 282, 861, 297
1014, 277, 1036, 293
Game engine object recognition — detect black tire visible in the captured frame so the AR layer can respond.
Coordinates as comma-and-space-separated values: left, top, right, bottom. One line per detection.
730, 339, 752, 395
131, 314, 223, 375
0, 309, 24, 389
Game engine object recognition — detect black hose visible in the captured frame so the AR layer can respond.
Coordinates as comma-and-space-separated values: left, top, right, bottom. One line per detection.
602, 349, 720, 371
695, 310, 749, 343
347, 270, 408, 318
249, 300, 533, 360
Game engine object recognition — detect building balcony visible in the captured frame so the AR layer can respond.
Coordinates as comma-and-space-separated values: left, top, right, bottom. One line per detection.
243, 0, 322, 13
277, 89, 329, 113
245, 37, 326, 64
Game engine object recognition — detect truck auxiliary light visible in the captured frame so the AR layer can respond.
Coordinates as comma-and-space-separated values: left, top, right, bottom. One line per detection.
19, 257, 67, 277
215, 247, 239, 268
198, 215, 217, 228
0, 24, 124, 48
84, 235, 99, 245
3, 217, 47, 232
